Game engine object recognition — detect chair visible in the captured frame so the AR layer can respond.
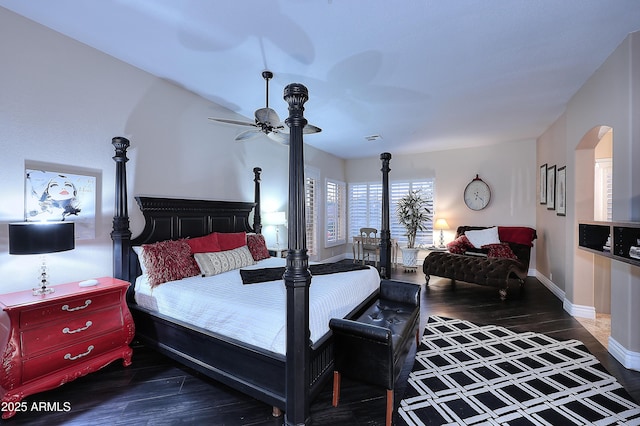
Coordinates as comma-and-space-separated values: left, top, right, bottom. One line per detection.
359, 227, 380, 266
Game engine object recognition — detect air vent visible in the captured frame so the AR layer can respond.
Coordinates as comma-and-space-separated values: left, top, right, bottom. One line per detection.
364, 134, 382, 142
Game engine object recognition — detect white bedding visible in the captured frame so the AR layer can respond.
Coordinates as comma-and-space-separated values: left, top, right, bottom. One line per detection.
134, 257, 380, 355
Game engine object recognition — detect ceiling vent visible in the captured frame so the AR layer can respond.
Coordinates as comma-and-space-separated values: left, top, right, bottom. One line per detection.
364, 134, 382, 142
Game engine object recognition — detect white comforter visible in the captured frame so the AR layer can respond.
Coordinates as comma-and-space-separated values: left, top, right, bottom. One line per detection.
134, 257, 380, 355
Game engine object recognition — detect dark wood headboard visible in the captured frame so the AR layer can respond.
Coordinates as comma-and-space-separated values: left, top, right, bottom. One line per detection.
110, 136, 262, 285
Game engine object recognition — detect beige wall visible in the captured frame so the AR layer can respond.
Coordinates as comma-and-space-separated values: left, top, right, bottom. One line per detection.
0, 8, 345, 292
536, 31, 640, 364
346, 141, 537, 264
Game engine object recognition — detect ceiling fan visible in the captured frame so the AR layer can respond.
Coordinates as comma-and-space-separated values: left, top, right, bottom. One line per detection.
208, 71, 321, 144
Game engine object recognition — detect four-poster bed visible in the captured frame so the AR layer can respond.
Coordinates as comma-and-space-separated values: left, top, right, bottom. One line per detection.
110, 86, 394, 424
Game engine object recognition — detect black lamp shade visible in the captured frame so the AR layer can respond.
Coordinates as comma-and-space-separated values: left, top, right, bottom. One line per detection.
9, 222, 75, 255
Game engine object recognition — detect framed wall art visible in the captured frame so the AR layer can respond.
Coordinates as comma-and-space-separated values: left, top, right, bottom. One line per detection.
540, 163, 547, 204
25, 165, 98, 239
546, 165, 556, 210
557, 166, 566, 216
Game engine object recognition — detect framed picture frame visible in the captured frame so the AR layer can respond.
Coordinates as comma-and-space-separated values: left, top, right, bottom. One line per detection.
540, 163, 547, 204
25, 164, 98, 240
557, 166, 566, 216
546, 165, 556, 210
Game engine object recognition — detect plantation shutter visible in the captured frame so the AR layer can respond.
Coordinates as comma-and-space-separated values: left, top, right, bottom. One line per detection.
325, 179, 346, 247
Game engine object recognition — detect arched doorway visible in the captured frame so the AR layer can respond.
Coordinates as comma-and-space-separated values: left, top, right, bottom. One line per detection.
574, 125, 612, 347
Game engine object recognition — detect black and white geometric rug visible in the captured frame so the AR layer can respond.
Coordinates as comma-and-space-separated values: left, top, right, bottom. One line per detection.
398, 316, 640, 425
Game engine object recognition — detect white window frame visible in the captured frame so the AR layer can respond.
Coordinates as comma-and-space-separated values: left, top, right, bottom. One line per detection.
348, 179, 435, 247
305, 167, 319, 259
325, 178, 346, 248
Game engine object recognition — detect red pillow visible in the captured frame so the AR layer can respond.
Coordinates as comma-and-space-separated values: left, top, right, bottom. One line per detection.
186, 233, 220, 254
246, 234, 270, 261
215, 232, 247, 251
142, 239, 201, 287
446, 235, 472, 254
483, 243, 518, 259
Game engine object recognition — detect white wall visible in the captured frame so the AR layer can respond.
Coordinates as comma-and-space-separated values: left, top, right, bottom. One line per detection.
536, 31, 640, 366
346, 141, 537, 264
0, 8, 344, 292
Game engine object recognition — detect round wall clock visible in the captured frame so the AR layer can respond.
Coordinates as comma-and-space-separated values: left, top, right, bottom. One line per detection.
464, 174, 491, 210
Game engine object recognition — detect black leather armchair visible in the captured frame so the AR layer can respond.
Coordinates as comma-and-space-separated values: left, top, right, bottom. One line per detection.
330, 279, 420, 426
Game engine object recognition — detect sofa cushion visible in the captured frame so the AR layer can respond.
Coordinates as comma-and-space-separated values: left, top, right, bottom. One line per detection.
465, 226, 500, 248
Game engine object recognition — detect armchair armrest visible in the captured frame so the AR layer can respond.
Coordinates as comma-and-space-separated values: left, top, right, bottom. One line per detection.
380, 279, 420, 306
329, 318, 392, 344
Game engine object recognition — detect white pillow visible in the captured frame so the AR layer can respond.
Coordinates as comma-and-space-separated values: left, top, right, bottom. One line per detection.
194, 246, 255, 277
132, 246, 147, 274
465, 227, 500, 248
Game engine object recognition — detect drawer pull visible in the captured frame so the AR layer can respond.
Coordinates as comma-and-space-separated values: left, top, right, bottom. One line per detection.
64, 345, 94, 361
62, 321, 92, 334
61, 300, 92, 312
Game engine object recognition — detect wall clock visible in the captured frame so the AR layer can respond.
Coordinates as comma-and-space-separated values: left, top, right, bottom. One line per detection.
464, 174, 491, 210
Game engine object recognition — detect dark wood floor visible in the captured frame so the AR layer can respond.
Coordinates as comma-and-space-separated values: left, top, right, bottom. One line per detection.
5, 268, 640, 425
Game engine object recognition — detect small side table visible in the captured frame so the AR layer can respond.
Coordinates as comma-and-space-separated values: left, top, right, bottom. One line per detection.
268, 247, 288, 258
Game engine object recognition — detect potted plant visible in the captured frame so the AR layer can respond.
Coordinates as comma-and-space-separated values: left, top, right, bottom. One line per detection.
396, 189, 431, 267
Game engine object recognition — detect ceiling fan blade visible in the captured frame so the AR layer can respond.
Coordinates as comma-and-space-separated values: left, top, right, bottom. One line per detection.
209, 117, 258, 128
280, 123, 322, 134
267, 131, 289, 145
303, 123, 322, 134
235, 129, 262, 141
254, 107, 281, 126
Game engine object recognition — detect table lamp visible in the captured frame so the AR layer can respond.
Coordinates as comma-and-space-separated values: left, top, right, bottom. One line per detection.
263, 211, 286, 248
434, 218, 449, 248
9, 221, 75, 295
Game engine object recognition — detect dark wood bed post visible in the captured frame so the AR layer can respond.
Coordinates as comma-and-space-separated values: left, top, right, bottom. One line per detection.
111, 136, 132, 283
379, 152, 392, 279
253, 167, 262, 234
283, 83, 312, 426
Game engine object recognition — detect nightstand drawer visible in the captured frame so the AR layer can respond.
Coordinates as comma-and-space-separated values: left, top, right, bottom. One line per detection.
19, 290, 122, 328
22, 333, 124, 383
21, 306, 123, 356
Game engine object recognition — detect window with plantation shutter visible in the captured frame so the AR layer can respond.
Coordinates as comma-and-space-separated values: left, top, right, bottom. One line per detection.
305, 169, 318, 258
325, 179, 346, 247
349, 179, 434, 246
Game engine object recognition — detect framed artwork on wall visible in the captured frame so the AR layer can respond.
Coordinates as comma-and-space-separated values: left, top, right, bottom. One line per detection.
546, 165, 556, 210
557, 166, 566, 216
25, 165, 98, 240
540, 163, 547, 204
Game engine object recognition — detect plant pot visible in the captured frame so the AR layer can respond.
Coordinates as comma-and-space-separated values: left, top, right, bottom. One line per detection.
400, 247, 419, 267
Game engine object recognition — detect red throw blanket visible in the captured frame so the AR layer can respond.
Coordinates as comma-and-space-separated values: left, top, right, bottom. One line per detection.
498, 226, 536, 247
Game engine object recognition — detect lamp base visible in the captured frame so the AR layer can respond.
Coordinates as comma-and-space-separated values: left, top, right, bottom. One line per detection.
33, 262, 55, 296
439, 230, 446, 248
33, 286, 55, 296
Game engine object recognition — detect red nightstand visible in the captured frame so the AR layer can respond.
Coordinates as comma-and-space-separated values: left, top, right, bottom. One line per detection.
0, 277, 134, 419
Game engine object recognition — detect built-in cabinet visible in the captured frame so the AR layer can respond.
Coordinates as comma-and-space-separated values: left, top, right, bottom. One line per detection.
578, 221, 640, 268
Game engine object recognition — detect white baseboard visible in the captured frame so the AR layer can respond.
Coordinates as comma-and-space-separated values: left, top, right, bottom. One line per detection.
609, 336, 640, 372
534, 271, 565, 301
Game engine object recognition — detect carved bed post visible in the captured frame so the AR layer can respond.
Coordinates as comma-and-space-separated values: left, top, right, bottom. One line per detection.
111, 137, 132, 282
379, 152, 392, 279
253, 167, 262, 233
283, 83, 312, 426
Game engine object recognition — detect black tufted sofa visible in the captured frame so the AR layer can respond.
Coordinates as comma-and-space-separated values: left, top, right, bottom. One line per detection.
329, 279, 420, 426
422, 226, 536, 300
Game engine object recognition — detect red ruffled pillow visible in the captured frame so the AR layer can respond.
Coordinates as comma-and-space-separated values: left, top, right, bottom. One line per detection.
215, 232, 247, 251
483, 243, 518, 259
246, 234, 270, 261
446, 235, 472, 254
142, 239, 201, 287
186, 232, 220, 254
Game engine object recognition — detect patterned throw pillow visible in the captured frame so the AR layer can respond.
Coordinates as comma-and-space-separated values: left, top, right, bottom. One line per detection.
246, 233, 270, 261
194, 246, 255, 277
483, 243, 518, 259
141, 239, 201, 287
446, 235, 472, 254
